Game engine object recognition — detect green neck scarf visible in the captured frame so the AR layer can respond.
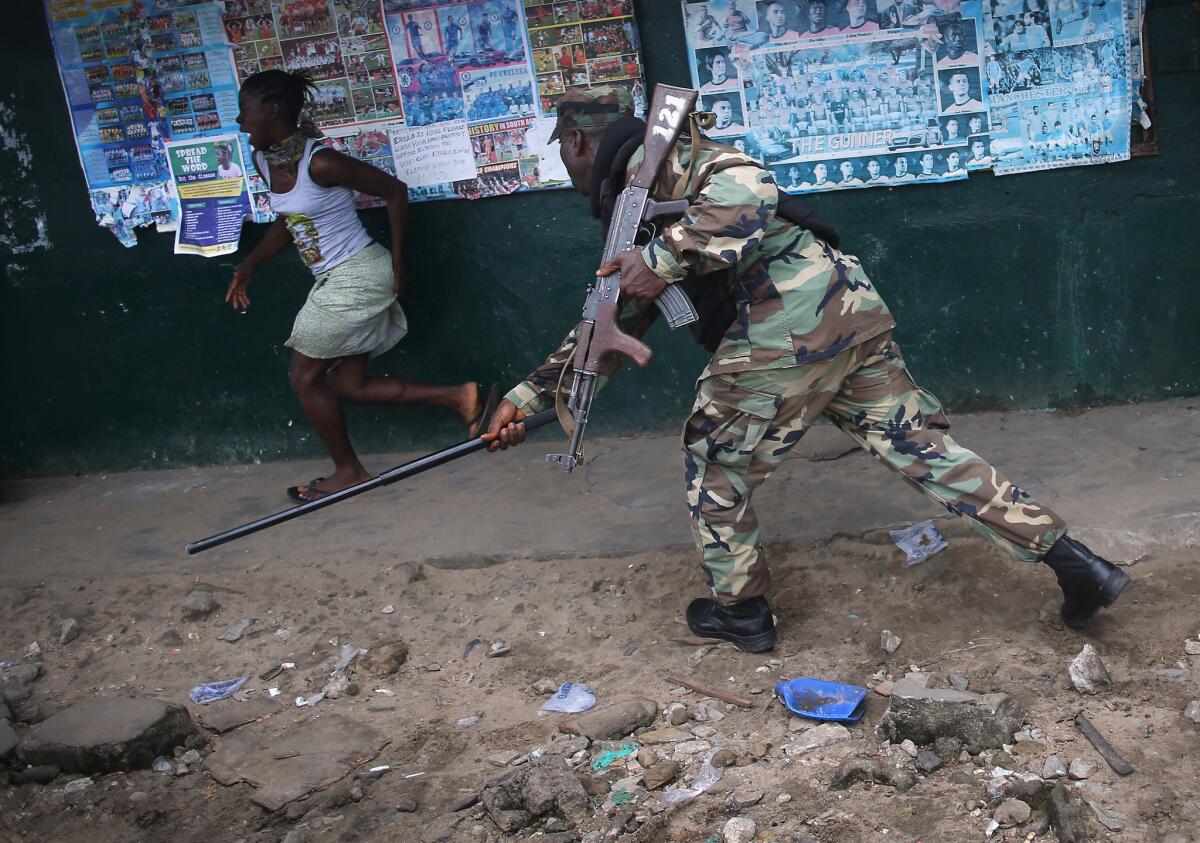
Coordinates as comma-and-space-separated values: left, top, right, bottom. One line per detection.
263, 131, 308, 169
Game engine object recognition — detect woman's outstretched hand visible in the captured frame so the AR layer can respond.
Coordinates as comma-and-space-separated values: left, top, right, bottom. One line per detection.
226, 263, 254, 310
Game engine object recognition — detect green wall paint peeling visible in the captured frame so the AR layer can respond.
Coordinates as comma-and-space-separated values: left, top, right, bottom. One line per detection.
2, 2, 1198, 477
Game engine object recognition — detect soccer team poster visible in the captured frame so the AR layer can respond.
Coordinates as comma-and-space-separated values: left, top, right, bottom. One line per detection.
45, 0, 1142, 247
680, 0, 1133, 194
45, 0, 647, 248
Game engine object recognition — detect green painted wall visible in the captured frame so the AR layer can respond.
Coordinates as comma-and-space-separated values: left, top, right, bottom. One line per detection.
3, 2, 1198, 477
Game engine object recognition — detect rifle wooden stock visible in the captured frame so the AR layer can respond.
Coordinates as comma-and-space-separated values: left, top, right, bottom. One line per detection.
630, 85, 698, 190
578, 291, 653, 370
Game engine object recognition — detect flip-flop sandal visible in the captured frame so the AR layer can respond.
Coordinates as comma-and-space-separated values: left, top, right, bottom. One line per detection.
286, 477, 328, 504
467, 383, 501, 438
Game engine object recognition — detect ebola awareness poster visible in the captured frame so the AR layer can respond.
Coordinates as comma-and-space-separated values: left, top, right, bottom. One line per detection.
165, 133, 253, 255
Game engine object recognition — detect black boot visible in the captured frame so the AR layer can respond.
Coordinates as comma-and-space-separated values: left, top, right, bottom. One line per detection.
686, 595, 776, 652
1042, 535, 1129, 629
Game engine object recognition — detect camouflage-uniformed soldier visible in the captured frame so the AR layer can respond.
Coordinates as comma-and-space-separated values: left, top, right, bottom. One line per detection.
485, 87, 1129, 652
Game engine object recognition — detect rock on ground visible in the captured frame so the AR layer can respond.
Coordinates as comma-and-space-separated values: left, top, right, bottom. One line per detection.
881, 629, 902, 654
357, 640, 409, 677
2, 663, 40, 686
934, 736, 962, 761
1068, 758, 1096, 780
875, 678, 1024, 749
1047, 782, 1092, 843
196, 698, 279, 733
784, 723, 852, 755
639, 727, 689, 744
421, 813, 475, 843
641, 760, 679, 790
0, 720, 17, 760
17, 697, 194, 774
59, 618, 80, 645
916, 750, 943, 773
63, 777, 93, 795
204, 715, 387, 811
559, 699, 657, 741
724, 816, 757, 843
533, 678, 559, 695
995, 798, 1032, 826
216, 618, 252, 643
667, 702, 689, 725
1184, 700, 1200, 724
1043, 755, 1068, 778
393, 561, 425, 583
281, 827, 313, 843
731, 787, 764, 809
17, 766, 59, 784
179, 592, 219, 621
1069, 644, 1112, 695
1085, 798, 1126, 832
480, 756, 589, 833
829, 756, 916, 793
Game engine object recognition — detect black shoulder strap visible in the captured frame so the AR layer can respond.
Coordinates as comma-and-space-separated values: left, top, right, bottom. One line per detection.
776, 194, 840, 250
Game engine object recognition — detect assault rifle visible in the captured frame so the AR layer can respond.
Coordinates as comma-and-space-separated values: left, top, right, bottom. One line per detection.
547, 84, 700, 472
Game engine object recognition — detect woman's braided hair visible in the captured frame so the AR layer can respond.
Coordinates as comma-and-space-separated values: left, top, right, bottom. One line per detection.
241, 69, 321, 137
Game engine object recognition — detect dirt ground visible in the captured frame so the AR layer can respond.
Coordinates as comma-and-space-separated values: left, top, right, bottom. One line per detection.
1, 515, 1199, 843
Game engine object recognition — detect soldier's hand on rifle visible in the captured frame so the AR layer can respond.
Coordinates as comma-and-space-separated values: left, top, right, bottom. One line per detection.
482, 399, 527, 451
599, 250, 666, 303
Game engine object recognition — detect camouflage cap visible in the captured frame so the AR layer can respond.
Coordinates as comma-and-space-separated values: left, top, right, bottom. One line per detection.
549, 85, 635, 141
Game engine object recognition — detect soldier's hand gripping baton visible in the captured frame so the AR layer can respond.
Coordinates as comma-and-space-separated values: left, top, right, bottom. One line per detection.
547, 84, 700, 473
185, 407, 558, 554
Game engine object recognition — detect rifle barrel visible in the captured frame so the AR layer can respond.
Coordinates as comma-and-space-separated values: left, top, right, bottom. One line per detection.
185, 408, 558, 555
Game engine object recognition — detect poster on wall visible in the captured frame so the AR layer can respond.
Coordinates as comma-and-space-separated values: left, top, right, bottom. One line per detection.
46, 0, 246, 244
323, 122, 396, 207
982, 0, 1130, 174
222, 0, 402, 126
378, 0, 647, 203
47, 0, 649, 249
679, 0, 992, 193
164, 133, 253, 256
678, 0, 1130, 194
46, 0, 176, 245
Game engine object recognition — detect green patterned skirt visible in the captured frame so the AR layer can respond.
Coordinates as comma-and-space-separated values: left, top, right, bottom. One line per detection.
285, 242, 408, 360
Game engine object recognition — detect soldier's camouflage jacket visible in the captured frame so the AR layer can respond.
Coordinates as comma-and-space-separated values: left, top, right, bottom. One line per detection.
504, 137, 896, 414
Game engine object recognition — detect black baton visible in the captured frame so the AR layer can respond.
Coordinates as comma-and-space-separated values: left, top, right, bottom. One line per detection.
186, 408, 558, 555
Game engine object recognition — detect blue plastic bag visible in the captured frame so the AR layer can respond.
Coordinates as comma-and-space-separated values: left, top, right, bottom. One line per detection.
188, 676, 249, 704
774, 677, 868, 723
889, 520, 948, 566
540, 682, 596, 714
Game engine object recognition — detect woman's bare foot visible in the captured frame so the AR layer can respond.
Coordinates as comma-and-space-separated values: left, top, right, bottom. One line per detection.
459, 381, 483, 434
311, 466, 371, 494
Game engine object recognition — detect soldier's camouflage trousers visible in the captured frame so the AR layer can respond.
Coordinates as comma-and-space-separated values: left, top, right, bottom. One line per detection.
682, 330, 1068, 603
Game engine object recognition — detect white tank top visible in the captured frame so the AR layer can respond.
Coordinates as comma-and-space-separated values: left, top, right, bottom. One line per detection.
255, 138, 373, 277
